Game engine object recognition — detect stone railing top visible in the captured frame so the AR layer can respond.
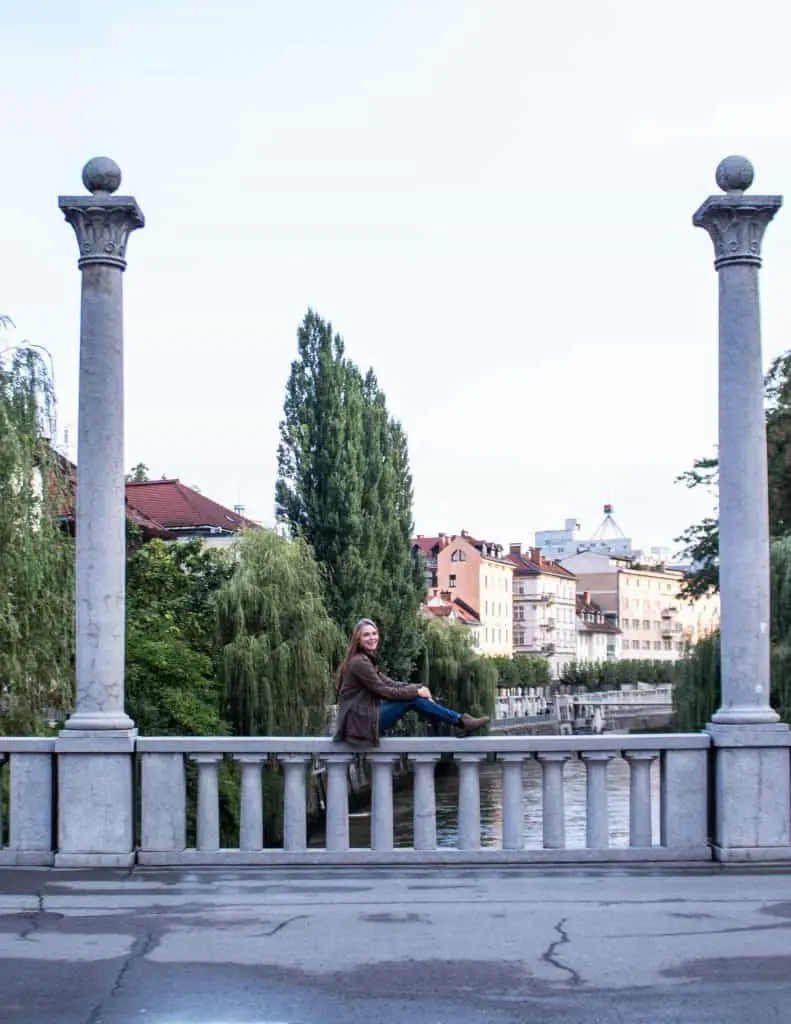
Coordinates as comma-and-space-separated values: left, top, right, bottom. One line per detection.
135, 733, 711, 755
0, 738, 57, 753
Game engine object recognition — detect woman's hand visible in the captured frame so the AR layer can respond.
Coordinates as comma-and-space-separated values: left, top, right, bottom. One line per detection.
417, 686, 433, 701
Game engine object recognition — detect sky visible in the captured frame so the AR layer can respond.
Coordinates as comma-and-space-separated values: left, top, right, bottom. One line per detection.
2, 0, 791, 554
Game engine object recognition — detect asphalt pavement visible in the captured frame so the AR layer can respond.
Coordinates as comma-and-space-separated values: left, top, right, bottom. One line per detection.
2, 863, 791, 1023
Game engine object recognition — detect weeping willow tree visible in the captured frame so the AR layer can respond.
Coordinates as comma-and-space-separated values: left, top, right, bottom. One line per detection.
215, 529, 342, 736
416, 619, 496, 721
674, 536, 791, 729
0, 332, 74, 735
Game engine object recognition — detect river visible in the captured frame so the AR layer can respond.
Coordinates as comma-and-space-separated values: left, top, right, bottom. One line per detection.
318, 756, 661, 849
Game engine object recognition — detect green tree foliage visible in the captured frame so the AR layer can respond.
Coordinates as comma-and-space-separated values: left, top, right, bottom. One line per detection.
275, 310, 424, 677
676, 350, 791, 597
674, 536, 791, 729
126, 462, 150, 483
561, 659, 679, 691
215, 529, 342, 737
125, 536, 232, 736
416, 620, 496, 720
488, 654, 552, 689
0, 338, 74, 734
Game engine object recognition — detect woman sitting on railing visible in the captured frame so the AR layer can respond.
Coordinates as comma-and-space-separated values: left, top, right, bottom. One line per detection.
333, 618, 489, 747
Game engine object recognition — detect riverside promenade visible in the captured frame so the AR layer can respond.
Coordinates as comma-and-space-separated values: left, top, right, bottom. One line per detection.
2, 864, 791, 1023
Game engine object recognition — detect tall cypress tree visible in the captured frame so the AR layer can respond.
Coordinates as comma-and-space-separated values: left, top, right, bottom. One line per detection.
275, 311, 424, 679
275, 311, 367, 634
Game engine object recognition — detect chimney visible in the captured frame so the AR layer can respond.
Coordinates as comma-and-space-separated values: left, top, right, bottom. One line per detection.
530, 546, 542, 562
461, 528, 468, 537
509, 542, 522, 557
583, 591, 591, 604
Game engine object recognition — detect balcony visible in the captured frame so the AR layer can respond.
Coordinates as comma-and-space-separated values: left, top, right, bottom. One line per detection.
525, 593, 553, 604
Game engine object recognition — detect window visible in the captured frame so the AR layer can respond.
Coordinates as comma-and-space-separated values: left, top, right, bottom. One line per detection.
621, 620, 629, 630
451, 549, 467, 562
653, 641, 661, 650
642, 619, 650, 630
449, 574, 457, 589
632, 618, 640, 629
484, 575, 488, 588
518, 584, 524, 595
498, 602, 502, 617
485, 600, 489, 615
663, 641, 672, 651
653, 620, 661, 631
485, 628, 489, 642
642, 640, 651, 650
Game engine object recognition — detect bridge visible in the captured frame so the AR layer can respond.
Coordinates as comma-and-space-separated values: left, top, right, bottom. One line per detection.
3, 156, 791, 878
493, 685, 674, 734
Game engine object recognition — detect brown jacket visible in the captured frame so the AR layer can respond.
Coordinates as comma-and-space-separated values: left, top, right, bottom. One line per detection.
333, 652, 420, 747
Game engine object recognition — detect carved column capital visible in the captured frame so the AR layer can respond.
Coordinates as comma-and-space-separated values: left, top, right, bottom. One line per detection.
693, 155, 781, 269
59, 196, 144, 270
58, 157, 144, 270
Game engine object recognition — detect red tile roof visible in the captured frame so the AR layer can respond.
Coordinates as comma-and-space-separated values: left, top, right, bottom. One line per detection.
423, 593, 481, 626
506, 547, 575, 579
125, 479, 258, 534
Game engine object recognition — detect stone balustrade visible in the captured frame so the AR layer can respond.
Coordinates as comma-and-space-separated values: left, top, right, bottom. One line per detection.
135, 734, 710, 865
0, 739, 56, 865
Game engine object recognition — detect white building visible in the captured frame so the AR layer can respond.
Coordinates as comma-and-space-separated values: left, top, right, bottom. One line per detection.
535, 506, 670, 565
506, 544, 576, 677
576, 591, 621, 663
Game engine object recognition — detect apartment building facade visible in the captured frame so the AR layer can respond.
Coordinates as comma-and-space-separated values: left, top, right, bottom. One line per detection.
576, 591, 622, 663
428, 532, 514, 656
560, 550, 719, 660
506, 544, 577, 677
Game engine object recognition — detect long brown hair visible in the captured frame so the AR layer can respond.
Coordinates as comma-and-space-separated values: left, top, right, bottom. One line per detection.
335, 618, 378, 692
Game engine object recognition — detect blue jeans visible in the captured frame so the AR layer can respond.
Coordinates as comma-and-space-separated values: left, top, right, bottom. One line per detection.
379, 696, 462, 733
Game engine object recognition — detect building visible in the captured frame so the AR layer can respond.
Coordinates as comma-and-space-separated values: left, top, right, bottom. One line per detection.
418, 531, 514, 656
506, 544, 576, 677
125, 479, 259, 546
576, 591, 621, 663
422, 590, 482, 646
536, 506, 670, 565
560, 550, 719, 661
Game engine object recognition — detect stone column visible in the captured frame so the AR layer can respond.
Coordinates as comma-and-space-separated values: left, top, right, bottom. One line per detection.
54, 158, 144, 867
694, 156, 791, 860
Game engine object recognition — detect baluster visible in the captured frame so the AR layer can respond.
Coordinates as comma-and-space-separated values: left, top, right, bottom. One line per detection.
280, 754, 310, 852
369, 753, 398, 852
190, 753, 223, 851
580, 751, 617, 849
625, 750, 659, 848
323, 753, 352, 852
234, 754, 267, 851
456, 753, 484, 850
537, 752, 571, 849
141, 753, 186, 852
500, 753, 528, 851
409, 753, 440, 851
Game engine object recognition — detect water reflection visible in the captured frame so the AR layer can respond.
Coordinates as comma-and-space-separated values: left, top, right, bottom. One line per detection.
342, 756, 660, 849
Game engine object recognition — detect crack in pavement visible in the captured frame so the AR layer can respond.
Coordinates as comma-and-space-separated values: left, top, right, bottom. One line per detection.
84, 928, 158, 1024
260, 913, 308, 937
541, 917, 582, 986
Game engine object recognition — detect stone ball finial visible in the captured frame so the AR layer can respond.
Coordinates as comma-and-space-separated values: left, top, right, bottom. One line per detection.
715, 155, 754, 194
82, 157, 122, 195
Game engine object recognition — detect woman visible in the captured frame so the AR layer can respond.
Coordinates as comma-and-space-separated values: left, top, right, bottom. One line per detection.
333, 618, 489, 746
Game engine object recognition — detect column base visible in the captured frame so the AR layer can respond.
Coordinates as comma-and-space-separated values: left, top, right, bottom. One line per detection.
707, 721, 791, 855
712, 844, 791, 864
56, 731, 137, 864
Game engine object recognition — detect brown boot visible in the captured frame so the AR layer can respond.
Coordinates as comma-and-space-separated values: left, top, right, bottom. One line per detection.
456, 713, 489, 736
